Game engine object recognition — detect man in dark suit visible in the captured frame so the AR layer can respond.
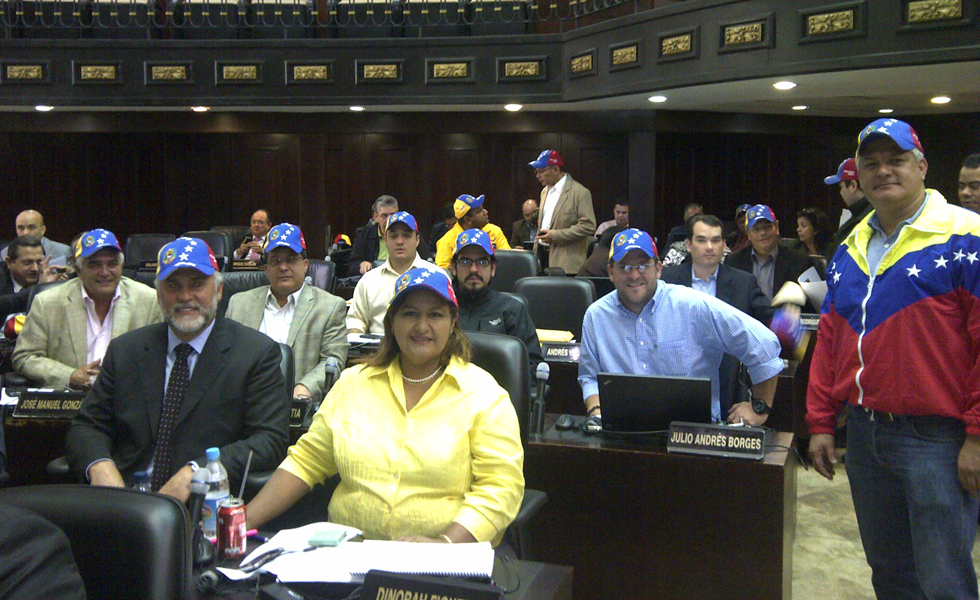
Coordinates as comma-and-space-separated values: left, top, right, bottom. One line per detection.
725, 204, 816, 312
67, 237, 288, 502
1, 236, 64, 320
509, 199, 538, 248
661, 214, 775, 413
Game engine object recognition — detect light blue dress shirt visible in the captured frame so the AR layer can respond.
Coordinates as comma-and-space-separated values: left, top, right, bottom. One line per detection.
690, 265, 719, 298
578, 282, 784, 422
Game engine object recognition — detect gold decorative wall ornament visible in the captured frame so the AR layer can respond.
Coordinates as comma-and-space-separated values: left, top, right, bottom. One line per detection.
363, 64, 398, 79
432, 63, 468, 78
724, 22, 763, 45
661, 34, 691, 56
570, 54, 592, 73
504, 62, 539, 77
807, 10, 854, 34
294, 66, 330, 80
7, 66, 43, 80
908, 0, 962, 22
80, 66, 116, 80
223, 66, 257, 80
151, 66, 187, 81
611, 45, 637, 65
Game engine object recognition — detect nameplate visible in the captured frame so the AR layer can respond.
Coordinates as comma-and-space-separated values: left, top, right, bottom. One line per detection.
361, 570, 500, 600
290, 399, 313, 428
800, 313, 819, 331
231, 259, 262, 271
11, 390, 86, 419
542, 343, 581, 363
666, 421, 769, 460
138, 260, 158, 271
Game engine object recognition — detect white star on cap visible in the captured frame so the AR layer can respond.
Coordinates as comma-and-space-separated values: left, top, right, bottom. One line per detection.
833, 271, 841, 284
183, 245, 194, 253
189, 240, 198, 246
877, 126, 890, 134
968, 252, 978, 265
954, 250, 966, 262
419, 271, 431, 279
934, 256, 948, 269
907, 264, 921, 278
179, 252, 189, 261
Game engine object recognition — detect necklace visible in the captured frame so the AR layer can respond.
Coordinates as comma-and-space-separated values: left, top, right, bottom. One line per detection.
402, 366, 443, 384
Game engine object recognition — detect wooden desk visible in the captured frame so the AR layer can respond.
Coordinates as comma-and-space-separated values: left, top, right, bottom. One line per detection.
525, 418, 796, 600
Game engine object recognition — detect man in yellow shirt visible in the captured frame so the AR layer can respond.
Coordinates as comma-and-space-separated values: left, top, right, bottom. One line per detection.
435, 194, 510, 268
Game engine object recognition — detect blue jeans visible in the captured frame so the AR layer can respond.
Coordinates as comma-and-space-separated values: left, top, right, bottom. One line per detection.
846, 407, 979, 600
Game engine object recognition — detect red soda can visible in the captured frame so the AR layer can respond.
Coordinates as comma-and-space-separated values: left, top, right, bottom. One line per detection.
217, 498, 247, 559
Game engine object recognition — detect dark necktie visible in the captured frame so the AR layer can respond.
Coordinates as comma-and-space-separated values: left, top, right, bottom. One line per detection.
151, 343, 193, 492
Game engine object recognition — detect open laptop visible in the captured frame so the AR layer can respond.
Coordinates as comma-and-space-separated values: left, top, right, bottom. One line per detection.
597, 373, 712, 433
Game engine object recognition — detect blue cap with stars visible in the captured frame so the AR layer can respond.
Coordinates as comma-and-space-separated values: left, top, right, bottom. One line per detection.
453, 194, 485, 220
264, 223, 306, 255
390, 267, 458, 309
453, 228, 494, 258
609, 228, 657, 262
386, 211, 418, 233
746, 204, 777, 229
77, 229, 122, 259
857, 118, 924, 156
156, 237, 219, 281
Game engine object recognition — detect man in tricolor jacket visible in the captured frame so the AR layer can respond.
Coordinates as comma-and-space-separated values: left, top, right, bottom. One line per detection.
807, 118, 980, 599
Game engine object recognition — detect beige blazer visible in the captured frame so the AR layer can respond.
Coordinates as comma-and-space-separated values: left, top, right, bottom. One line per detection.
12, 277, 163, 387
535, 174, 596, 274
224, 284, 348, 402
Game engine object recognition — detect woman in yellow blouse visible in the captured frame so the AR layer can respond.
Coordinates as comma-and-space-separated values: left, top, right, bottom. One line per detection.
246, 268, 524, 545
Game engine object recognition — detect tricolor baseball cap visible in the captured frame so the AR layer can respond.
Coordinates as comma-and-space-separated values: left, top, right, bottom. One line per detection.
529, 150, 565, 169
77, 229, 122, 259
824, 159, 858, 185
390, 268, 458, 309
609, 228, 657, 262
157, 237, 219, 281
264, 223, 306, 255
453, 228, 494, 258
735, 204, 751, 217
857, 118, 924, 156
453, 194, 484, 220
386, 211, 418, 232
746, 205, 777, 228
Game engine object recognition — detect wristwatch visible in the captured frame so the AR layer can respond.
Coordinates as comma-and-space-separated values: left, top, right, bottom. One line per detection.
750, 394, 771, 415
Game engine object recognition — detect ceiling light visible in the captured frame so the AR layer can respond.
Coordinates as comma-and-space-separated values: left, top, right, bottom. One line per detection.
930, 96, 951, 104
878, 108, 894, 114
35, 105, 54, 112
648, 95, 668, 103
772, 81, 797, 91
504, 104, 523, 112
191, 106, 209, 112
350, 106, 365, 112
792, 105, 808, 111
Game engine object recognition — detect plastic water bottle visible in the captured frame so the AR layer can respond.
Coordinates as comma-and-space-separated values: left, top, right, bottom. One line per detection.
132, 470, 152, 493
202, 447, 230, 539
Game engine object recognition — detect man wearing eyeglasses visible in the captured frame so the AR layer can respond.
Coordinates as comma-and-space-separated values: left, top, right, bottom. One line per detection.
578, 228, 784, 426
529, 150, 596, 274
450, 229, 542, 379
225, 223, 347, 403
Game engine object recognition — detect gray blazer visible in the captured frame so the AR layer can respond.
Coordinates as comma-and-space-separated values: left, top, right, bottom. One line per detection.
224, 284, 348, 401
12, 277, 163, 387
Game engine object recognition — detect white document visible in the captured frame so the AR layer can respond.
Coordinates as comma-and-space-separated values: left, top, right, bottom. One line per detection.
798, 266, 828, 310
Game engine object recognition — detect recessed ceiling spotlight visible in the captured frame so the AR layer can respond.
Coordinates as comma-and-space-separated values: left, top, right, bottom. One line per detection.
878, 108, 894, 114
504, 104, 523, 112
35, 105, 54, 112
350, 106, 365, 112
191, 106, 210, 112
773, 81, 797, 91
648, 95, 667, 103
792, 105, 808, 111
930, 96, 951, 105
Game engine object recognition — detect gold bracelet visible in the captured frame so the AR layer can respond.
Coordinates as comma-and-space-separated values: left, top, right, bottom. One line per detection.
438, 534, 453, 544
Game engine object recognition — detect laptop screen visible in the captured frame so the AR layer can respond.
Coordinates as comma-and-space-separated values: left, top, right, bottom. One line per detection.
597, 372, 712, 433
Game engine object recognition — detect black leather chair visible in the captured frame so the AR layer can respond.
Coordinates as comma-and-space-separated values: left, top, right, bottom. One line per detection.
123, 233, 175, 269
217, 270, 270, 318
514, 276, 596, 341
306, 258, 336, 294
181, 230, 235, 270
467, 331, 547, 560
0, 485, 193, 600
210, 225, 250, 247
489, 249, 539, 293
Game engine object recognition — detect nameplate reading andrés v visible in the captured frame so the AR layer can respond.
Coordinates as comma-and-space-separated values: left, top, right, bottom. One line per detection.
12, 390, 86, 420
542, 343, 580, 363
667, 421, 769, 461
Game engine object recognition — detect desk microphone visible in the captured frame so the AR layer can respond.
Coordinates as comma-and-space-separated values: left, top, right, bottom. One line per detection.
324, 357, 342, 393
188, 469, 214, 567
530, 363, 550, 435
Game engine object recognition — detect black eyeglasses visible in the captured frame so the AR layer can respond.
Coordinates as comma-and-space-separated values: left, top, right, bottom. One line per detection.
457, 258, 491, 268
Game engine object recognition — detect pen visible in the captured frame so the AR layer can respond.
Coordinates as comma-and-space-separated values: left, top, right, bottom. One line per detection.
246, 529, 269, 543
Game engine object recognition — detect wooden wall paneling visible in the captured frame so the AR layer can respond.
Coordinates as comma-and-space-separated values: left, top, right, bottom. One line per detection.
298, 134, 328, 258
362, 133, 427, 237
627, 129, 656, 235
430, 133, 481, 238
115, 134, 169, 244
163, 135, 229, 238
225, 134, 303, 237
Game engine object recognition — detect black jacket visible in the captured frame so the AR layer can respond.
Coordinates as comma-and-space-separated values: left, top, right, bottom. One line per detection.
826, 197, 873, 260
349, 223, 434, 276
725, 243, 816, 312
454, 284, 543, 379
